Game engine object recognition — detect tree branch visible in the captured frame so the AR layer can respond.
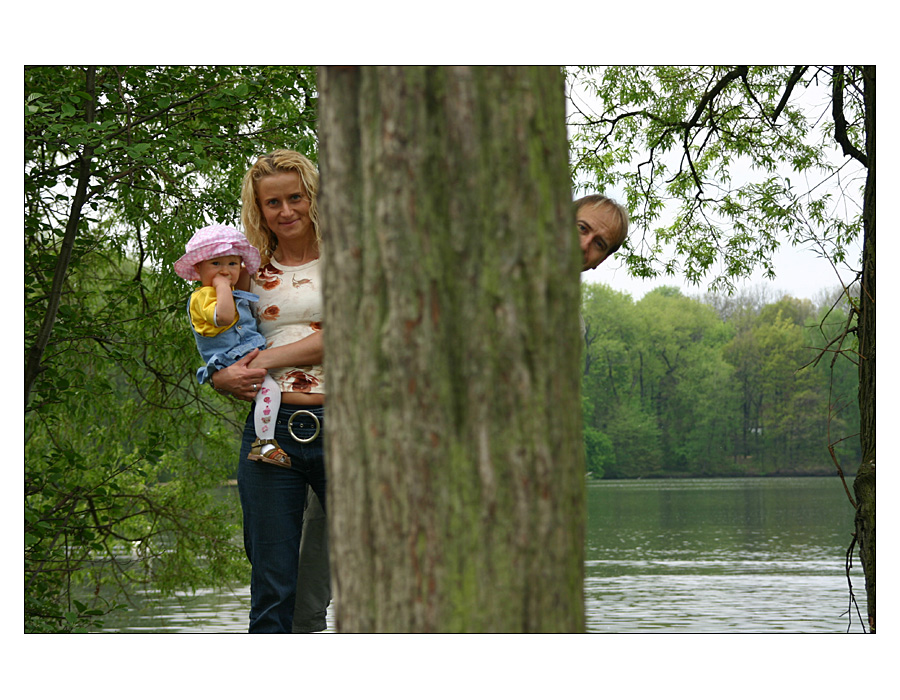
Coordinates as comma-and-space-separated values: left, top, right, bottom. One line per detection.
772, 66, 808, 123
832, 66, 868, 168
687, 66, 748, 130
675, 66, 748, 194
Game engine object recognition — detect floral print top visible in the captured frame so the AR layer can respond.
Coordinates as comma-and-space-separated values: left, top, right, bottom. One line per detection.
249, 258, 324, 395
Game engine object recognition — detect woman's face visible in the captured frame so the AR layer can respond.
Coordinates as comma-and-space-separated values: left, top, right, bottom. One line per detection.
256, 171, 312, 244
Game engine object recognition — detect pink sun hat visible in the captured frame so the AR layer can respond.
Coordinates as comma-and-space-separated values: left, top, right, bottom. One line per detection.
174, 224, 261, 281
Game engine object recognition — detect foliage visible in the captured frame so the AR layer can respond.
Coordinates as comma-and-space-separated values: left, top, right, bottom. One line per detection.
24, 65, 317, 631
580, 282, 860, 478
567, 66, 866, 295
582, 421, 614, 479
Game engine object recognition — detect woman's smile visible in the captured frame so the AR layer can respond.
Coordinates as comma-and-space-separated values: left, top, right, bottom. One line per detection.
256, 171, 312, 239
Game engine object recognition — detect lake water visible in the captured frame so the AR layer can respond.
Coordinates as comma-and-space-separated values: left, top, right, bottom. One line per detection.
97, 476, 866, 633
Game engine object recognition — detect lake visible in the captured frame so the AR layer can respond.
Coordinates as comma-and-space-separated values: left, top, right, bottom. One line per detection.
97, 476, 866, 633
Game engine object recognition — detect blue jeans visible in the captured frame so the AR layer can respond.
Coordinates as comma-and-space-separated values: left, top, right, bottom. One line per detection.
237, 403, 328, 633
293, 488, 329, 633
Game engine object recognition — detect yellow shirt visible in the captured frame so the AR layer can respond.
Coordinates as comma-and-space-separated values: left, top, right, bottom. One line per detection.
188, 285, 238, 337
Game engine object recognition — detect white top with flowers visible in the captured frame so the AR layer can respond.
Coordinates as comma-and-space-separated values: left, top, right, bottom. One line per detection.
248, 258, 324, 395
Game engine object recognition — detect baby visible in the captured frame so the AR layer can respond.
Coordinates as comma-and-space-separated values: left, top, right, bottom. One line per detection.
174, 224, 289, 466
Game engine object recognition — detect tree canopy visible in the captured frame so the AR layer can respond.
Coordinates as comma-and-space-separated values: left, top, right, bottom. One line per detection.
568, 66, 865, 294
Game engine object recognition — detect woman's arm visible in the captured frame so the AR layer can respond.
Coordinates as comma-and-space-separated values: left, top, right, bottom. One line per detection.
248, 331, 323, 371
235, 266, 251, 292
210, 349, 268, 401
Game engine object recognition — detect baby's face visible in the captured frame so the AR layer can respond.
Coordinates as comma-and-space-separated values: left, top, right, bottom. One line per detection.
196, 255, 243, 288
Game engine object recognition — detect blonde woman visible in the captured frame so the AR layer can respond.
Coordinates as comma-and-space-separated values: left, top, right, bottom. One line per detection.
211, 150, 329, 633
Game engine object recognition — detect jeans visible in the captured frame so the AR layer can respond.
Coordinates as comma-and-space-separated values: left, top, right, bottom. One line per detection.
237, 403, 329, 633
293, 488, 330, 632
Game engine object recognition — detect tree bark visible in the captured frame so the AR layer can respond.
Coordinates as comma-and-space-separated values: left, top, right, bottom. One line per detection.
853, 64, 875, 632
318, 66, 585, 632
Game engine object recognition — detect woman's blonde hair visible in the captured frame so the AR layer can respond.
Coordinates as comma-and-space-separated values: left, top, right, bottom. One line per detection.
241, 149, 320, 265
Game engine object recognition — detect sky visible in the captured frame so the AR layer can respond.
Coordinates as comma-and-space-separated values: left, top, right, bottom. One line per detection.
582, 234, 863, 304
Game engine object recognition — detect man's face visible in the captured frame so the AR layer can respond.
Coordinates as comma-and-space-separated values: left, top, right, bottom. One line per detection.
578, 205, 623, 271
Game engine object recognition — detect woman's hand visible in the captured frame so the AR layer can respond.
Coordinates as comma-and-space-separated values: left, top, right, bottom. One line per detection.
248, 331, 323, 371
210, 349, 268, 401
235, 265, 251, 292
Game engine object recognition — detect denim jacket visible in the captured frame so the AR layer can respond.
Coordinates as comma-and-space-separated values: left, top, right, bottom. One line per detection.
190, 289, 267, 384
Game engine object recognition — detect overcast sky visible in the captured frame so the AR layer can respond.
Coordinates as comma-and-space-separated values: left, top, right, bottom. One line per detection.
583, 235, 862, 304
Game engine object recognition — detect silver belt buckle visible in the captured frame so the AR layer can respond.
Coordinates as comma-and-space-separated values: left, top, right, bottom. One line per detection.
288, 410, 321, 444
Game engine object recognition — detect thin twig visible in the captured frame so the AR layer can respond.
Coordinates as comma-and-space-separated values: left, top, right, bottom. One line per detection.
843, 534, 866, 633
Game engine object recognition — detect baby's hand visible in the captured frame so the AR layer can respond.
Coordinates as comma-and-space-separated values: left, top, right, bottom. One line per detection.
212, 273, 233, 289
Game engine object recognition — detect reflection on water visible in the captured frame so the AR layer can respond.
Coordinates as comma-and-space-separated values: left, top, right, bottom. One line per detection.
100, 585, 335, 633
584, 476, 866, 633
99, 476, 866, 633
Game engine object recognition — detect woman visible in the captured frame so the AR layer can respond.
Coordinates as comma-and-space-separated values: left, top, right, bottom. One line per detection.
210, 150, 329, 633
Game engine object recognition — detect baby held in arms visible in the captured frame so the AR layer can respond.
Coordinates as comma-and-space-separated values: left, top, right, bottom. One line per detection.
174, 224, 290, 466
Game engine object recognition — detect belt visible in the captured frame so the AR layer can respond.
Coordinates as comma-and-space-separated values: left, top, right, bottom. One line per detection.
287, 409, 321, 444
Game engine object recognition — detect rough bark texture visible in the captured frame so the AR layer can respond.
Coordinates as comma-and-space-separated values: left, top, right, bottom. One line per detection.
318, 66, 585, 632
853, 65, 875, 632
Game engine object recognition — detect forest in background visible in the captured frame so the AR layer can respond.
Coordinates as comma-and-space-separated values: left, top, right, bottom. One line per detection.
581, 282, 860, 479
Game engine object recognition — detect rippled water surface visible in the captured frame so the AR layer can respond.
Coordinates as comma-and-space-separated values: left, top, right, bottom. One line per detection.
99, 476, 866, 633
584, 477, 865, 633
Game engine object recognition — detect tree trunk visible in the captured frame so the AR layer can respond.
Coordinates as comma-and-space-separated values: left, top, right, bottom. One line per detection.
854, 64, 875, 632
318, 66, 585, 632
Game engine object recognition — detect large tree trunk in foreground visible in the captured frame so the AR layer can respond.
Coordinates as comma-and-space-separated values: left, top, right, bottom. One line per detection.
318, 66, 585, 632
853, 64, 875, 633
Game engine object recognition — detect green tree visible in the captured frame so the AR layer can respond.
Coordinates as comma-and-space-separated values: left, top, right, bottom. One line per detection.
580, 283, 663, 478
580, 283, 638, 416
804, 296, 861, 471
318, 66, 585, 632
569, 65, 874, 630
755, 302, 822, 469
583, 423, 615, 479
634, 287, 737, 474
24, 65, 317, 631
